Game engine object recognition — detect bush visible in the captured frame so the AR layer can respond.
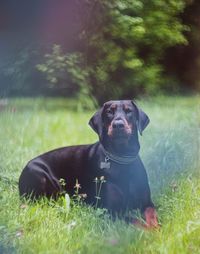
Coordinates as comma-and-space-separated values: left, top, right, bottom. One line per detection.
37, 0, 188, 104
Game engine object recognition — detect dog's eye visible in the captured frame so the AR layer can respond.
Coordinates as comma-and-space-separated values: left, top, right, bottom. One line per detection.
106, 109, 113, 114
124, 108, 132, 114
106, 109, 113, 115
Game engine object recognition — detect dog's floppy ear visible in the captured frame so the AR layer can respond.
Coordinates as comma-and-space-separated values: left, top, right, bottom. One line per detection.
88, 107, 104, 139
131, 101, 150, 135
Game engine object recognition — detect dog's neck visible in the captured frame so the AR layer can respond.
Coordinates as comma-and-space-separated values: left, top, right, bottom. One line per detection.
101, 135, 140, 157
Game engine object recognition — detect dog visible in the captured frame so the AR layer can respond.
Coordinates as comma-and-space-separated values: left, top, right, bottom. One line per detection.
19, 100, 158, 228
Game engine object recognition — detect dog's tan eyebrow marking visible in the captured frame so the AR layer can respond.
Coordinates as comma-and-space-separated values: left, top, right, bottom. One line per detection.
123, 104, 131, 110
110, 104, 117, 110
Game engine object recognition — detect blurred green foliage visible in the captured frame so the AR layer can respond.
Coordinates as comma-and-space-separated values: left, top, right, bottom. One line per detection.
37, 0, 188, 104
36, 45, 96, 109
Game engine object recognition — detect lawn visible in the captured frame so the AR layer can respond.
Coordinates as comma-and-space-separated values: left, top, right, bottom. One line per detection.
0, 96, 200, 254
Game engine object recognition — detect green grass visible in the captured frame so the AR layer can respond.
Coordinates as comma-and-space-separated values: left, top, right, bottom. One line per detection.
0, 96, 200, 254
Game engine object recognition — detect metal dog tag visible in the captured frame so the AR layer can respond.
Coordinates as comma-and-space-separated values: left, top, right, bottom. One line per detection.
100, 161, 111, 169
100, 156, 110, 169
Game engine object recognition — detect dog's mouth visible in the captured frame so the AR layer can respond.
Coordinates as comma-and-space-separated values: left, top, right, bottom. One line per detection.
111, 129, 131, 137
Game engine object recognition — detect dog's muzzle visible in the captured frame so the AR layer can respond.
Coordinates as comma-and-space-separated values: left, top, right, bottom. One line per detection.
112, 119, 125, 130
108, 118, 132, 137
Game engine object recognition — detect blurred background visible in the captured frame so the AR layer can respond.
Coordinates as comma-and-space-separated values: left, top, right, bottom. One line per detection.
0, 0, 200, 106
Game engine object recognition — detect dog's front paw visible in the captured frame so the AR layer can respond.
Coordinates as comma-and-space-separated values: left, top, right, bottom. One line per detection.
144, 207, 159, 229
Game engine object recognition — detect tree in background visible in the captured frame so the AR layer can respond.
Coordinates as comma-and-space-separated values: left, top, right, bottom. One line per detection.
37, 0, 188, 104
37, 45, 95, 109
164, 0, 200, 92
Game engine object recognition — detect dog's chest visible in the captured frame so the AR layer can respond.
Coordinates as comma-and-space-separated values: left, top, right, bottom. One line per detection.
101, 163, 139, 207
89, 147, 139, 196
98, 158, 134, 188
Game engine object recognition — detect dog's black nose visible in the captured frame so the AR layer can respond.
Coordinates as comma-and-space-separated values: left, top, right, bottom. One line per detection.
112, 120, 125, 129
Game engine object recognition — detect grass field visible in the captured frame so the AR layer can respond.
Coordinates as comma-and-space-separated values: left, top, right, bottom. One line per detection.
0, 96, 200, 254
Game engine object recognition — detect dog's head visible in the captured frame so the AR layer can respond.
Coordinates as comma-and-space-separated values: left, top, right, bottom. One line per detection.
89, 100, 149, 144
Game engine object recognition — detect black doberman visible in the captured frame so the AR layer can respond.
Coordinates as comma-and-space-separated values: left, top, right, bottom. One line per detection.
19, 100, 158, 228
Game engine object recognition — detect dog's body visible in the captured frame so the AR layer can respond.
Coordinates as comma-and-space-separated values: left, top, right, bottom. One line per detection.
19, 100, 158, 228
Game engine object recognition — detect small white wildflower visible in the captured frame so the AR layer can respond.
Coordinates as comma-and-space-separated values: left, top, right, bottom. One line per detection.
66, 220, 77, 231
65, 193, 70, 211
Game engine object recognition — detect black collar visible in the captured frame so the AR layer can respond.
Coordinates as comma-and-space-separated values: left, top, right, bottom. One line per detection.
100, 144, 138, 165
